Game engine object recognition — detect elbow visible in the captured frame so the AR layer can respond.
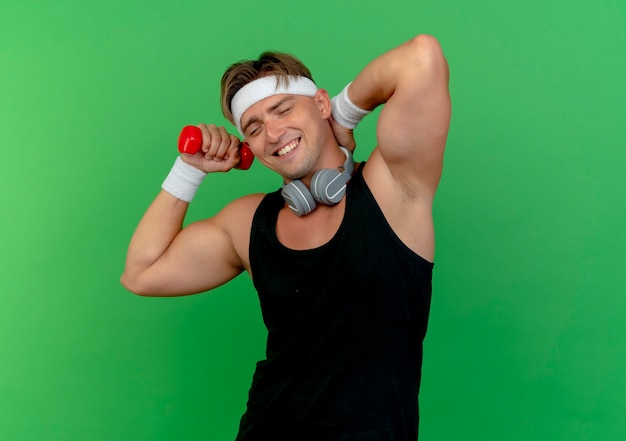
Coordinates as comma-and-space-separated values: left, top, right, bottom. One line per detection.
405, 34, 448, 76
120, 272, 153, 297
408, 34, 444, 57
120, 272, 140, 295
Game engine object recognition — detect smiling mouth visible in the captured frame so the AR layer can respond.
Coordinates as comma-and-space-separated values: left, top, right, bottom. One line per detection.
275, 138, 300, 156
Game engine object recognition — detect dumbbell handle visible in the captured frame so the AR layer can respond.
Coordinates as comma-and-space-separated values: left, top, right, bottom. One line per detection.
178, 126, 254, 171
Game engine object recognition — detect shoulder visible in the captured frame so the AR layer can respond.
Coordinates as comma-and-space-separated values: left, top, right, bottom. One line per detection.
214, 193, 266, 232
222, 193, 266, 215
185, 193, 265, 245
213, 193, 267, 271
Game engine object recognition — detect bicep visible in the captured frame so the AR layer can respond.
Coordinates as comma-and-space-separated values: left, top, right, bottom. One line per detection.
133, 219, 243, 296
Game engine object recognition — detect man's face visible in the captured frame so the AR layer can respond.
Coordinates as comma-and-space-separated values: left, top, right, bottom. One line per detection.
239, 91, 331, 182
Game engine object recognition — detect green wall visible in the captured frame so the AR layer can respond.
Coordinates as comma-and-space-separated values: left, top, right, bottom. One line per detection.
1, 0, 624, 439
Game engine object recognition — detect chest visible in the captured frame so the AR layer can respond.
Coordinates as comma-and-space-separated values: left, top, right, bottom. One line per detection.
274, 198, 346, 251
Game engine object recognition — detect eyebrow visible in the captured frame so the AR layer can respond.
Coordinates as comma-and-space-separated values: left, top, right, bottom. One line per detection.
241, 96, 296, 134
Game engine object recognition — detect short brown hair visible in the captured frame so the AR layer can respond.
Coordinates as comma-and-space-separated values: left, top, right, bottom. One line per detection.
220, 51, 314, 124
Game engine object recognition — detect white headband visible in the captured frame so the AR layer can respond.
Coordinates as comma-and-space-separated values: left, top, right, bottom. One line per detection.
231, 75, 318, 135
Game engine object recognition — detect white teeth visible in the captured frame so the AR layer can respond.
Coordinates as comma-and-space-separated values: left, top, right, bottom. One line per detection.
276, 139, 298, 156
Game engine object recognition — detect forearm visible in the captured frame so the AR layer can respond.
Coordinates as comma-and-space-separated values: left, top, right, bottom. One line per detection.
344, 34, 446, 112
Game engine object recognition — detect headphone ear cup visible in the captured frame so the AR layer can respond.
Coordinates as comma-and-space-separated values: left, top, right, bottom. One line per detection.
281, 180, 316, 216
311, 168, 349, 205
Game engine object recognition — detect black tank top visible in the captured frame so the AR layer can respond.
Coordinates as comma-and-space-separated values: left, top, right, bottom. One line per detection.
238, 162, 433, 441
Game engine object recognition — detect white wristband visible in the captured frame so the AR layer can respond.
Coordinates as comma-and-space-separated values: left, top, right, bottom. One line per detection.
331, 82, 371, 129
161, 157, 207, 203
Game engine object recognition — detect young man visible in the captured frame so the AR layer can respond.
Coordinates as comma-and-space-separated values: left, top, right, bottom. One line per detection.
122, 34, 450, 440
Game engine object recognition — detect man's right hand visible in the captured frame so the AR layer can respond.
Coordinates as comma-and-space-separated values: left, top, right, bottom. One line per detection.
181, 124, 243, 173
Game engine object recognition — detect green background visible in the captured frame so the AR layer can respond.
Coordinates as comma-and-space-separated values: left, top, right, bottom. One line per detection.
1, 0, 624, 439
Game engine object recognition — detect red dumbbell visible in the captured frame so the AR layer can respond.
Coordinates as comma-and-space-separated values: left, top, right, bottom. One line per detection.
178, 125, 254, 171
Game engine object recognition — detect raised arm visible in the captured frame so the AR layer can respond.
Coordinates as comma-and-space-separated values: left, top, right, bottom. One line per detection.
120, 124, 259, 297
333, 35, 451, 197
330, 35, 450, 262
121, 193, 238, 296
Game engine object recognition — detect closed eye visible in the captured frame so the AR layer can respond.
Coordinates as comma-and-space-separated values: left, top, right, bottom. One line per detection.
277, 106, 292, 115
247, 124, 262, 137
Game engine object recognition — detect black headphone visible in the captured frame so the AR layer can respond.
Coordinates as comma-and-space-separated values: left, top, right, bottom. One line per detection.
281, 147, 355, 216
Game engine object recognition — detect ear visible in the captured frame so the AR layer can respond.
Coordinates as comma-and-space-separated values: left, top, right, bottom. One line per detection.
314, 89, 332, 118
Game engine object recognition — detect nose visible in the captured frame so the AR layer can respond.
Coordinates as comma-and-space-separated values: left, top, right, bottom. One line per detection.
265, 118, 285, 145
